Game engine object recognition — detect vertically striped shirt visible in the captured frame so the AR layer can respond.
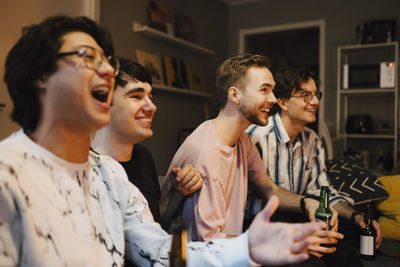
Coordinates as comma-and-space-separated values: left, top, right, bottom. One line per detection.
246, 113, 353, 206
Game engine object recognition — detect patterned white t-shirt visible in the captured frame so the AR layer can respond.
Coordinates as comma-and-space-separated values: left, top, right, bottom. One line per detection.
0, 130, 253, 267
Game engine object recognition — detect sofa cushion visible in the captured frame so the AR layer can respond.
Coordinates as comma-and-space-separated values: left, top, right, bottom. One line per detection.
379, 238, 400, 258
325, 155, 389, 205
376, 175, 400, 241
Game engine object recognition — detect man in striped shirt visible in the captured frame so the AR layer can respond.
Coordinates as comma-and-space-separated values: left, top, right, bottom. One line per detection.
247, 67, 352, 206
247, 66, 381, 262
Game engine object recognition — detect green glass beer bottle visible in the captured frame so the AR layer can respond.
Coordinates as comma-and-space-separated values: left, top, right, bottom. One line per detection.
169, 219, 187, 267
315, 186, 333, 230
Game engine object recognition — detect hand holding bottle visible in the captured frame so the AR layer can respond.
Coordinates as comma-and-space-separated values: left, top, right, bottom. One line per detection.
308, 205, 342, 258
306, 187, 339, 231
306, 230, 343, 258
306, 186, 343, 257
308, 202, 339, 231
353, 205, 382, 250
360, 203, 376, 260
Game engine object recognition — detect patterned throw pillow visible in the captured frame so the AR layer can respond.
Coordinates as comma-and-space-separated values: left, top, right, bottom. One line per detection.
325, 155, 389, 205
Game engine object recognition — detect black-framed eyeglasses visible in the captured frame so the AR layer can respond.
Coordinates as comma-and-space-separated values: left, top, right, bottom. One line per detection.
291, 91, 323, 104
57, 45, 119, 77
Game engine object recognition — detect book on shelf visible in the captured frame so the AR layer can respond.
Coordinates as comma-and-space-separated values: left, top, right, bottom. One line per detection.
136, 49, 165, 85
163, 55, 189, 89
185, 63, 206, 92
148, 0, 173, 35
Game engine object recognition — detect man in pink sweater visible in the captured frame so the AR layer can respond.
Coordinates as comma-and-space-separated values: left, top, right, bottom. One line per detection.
161, 54, 341, 244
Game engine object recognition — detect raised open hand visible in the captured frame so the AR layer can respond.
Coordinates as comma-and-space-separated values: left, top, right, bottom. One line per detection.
248, 195, 323, 265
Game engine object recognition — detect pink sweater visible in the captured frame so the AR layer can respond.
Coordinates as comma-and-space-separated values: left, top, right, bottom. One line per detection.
162, 120, 265, 241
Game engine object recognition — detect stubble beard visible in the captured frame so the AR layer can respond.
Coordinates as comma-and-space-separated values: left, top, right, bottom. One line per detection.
240, 106, 268, 126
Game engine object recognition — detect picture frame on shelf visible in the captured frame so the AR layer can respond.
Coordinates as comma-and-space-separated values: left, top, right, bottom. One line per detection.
163, 55, 189, 89
174, 13, 197, 43
185, 63, 206, 92
136, 49, 165, 85
148, 0, 173, 35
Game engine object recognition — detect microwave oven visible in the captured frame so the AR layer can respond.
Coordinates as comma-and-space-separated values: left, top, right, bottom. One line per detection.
343, 62, 395, 89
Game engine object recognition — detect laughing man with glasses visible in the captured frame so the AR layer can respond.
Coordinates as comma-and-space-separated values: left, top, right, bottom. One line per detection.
247, 66, 370, 266
0, 16, 323, 267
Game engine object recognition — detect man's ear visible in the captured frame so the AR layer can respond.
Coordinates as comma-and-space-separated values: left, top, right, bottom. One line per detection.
34, 75, 49, 90
277, 98, 289, 111
228, 86, 240, 104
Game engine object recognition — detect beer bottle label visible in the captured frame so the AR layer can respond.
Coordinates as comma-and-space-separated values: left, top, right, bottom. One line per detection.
360, 235, 374, 256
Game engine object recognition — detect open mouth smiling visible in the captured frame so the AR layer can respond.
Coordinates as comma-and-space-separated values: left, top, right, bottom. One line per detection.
91, 87, 110, 103
261, 106, 271, 114
136, 117, 152, 127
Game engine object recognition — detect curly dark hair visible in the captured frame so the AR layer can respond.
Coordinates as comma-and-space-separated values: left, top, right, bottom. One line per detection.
270, 66, 320, 115
4, 15, 115, 133
215, 54, 270, 108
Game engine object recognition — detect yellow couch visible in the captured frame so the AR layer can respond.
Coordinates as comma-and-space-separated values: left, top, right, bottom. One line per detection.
376, 175, 400, 257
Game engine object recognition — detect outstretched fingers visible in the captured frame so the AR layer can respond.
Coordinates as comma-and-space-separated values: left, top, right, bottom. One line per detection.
290, 236, 313, 254
291, 222, 324, 241
308, 243, 337, 255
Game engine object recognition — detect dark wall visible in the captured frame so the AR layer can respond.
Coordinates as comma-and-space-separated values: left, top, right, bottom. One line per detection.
101, 0, 229, 174
101, 0, 400, 171
227, 0, 400, 147
245, 27, 319, 74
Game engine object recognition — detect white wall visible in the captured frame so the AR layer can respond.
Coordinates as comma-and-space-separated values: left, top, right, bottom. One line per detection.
0, 0, 97, 140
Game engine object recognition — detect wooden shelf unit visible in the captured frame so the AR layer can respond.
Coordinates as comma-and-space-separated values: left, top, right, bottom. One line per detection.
132, 22, 214, 55
152, 84, 213, 98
